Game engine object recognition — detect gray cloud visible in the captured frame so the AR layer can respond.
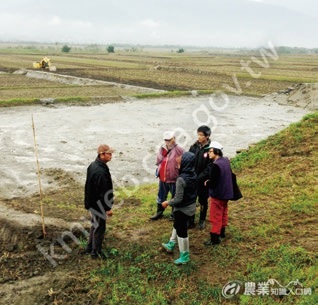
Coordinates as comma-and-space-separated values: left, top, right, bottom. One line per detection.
0, 0, 317, 47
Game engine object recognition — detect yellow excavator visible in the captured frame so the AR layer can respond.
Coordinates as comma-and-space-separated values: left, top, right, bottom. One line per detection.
33, 57, 56, 71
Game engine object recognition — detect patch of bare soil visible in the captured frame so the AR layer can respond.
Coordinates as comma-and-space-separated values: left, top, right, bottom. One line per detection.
0, 214, 92, 305
1, 168, 85, 222
264, 83, 318, 110
0, 168, 90, 304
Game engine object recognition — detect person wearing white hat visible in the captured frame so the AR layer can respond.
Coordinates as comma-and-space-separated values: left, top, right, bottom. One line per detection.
204, 141, 233, 245
150, 131, 184, 220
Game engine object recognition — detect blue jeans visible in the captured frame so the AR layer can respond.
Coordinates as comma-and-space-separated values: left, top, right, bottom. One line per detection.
157, 181, 176, 204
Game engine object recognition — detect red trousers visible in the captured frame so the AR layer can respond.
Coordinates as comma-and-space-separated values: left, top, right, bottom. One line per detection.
209, 197, 228, 234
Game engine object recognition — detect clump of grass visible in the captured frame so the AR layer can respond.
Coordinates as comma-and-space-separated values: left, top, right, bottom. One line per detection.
231, 148, 270, 171
0, 97, 40, 106
290, 194, 317, 215
54, 96, 91, 104
234, 245, 316, 305
133, 90, 216, 99
133, 90, 191, 99
0, 96, 92, 107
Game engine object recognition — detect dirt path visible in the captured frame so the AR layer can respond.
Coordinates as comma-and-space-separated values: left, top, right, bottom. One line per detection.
25, 70, 166, 93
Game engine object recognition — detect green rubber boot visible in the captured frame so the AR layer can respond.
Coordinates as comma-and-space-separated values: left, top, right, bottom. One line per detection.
174, 237, 190, 265
162, 241, 176, 253
162, 228, 177, 253
174, 251, 190, 265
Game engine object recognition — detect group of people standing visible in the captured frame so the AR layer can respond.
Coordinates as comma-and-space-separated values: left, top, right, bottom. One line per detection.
151, 125, 234, 265
150, 126, 212, 228
84, 126, 234, 264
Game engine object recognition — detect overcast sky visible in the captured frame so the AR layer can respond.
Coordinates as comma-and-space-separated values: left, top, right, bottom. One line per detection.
0, 0, 317, 48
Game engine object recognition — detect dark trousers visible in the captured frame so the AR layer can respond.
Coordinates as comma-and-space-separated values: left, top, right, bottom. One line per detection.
87, 213, 106, 254
174, 211, 190, 238
157, 180, 176, 203
189, 183, 209, 225
198, 185, 209, 220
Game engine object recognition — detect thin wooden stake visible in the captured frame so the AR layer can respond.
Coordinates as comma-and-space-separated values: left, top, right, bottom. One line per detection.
32, 115, 46, 238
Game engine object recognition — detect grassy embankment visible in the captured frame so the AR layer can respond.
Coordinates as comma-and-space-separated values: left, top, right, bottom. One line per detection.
0, 48, 318, 106
66, 112, 316, 305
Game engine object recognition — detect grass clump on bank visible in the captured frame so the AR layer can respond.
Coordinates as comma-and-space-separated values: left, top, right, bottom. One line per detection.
133, 89, 215, 99
133, 90, 191, 99
0, 96, 96, 107
0, 98, 40, 107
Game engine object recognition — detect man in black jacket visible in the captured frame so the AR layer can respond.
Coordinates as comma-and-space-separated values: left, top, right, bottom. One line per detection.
84, 144, 114, 259
189, 125, 211, 229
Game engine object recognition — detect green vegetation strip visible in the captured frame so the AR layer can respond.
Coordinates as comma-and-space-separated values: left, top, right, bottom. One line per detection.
133, 90, 214, 99
0, 98, 40, 106
133, 90, 191, 99
0, 96, 91, 107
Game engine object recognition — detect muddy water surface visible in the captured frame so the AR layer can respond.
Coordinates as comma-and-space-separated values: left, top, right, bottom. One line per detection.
0, 95, 309, 199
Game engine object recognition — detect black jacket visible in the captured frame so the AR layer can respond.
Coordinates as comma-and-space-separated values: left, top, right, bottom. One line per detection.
84, 158, 113, 212
189, 140, 211, 183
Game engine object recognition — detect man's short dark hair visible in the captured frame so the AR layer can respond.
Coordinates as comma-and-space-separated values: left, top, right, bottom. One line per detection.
197, 125, 211, 137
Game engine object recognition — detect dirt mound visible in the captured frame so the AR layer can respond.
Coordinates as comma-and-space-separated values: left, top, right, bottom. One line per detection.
264, 83, 318, 110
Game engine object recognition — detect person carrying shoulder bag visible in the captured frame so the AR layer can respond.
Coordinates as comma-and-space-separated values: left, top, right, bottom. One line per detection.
204, 141, 233, 246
